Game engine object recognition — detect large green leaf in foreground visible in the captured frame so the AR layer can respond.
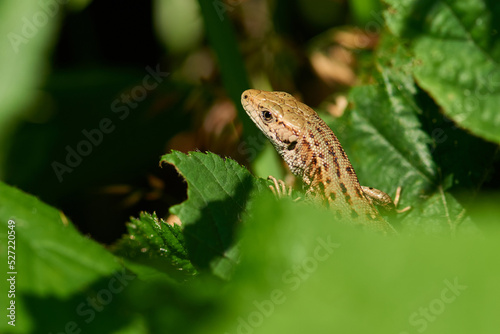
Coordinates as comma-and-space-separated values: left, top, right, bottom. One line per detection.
206, 195, 500, 334
0, 182, 121, 333
0, 182, 120, 296
384, 0, 500, 144
161, 151, 266, 279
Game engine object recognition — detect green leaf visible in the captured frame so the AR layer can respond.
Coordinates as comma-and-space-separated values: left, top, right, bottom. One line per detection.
324, 35, 479, 234
0, 182, 121, 333
0, 0, 60, 177
120, 274, 225, 334
0, 182, 121, 297
209, 195, 500, 334
384, 0, 500, 144
110, 315, 148, 334
161, 151, 266, 279
113, 212, 197, 280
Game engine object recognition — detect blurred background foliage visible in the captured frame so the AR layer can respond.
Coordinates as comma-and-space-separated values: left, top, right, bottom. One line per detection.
0, 0, 424, 244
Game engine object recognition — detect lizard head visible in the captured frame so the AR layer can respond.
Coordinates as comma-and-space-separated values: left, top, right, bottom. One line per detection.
241, 89, 314, 152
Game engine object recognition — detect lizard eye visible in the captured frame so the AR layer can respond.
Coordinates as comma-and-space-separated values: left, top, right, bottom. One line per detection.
261, 110, 273, 122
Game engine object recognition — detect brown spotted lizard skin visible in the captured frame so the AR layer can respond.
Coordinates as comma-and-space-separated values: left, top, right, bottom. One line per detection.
241, 89, 396, 234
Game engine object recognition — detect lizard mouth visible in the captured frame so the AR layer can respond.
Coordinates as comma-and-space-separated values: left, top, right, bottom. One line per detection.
241, 89, 270, 132
241, 90, 257, 116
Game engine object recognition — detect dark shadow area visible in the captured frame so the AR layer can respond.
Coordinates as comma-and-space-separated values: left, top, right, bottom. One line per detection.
388, 0, 436, 39
5, 75, 191, 243
414, 85, 500, 205
24, 271, 140, 334
24, 269, 222, 334
484, 1, 500, 49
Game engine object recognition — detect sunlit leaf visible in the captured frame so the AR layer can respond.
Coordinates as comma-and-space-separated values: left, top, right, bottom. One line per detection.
161, 151, 266, 279
384, 0, 500, 144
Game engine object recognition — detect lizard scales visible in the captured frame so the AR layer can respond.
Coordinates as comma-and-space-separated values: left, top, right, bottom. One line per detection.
241, 89, 396, 234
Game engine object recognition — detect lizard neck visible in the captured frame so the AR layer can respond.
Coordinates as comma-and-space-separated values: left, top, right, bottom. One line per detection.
278, 114, 373, 216
281, 115, 359, 188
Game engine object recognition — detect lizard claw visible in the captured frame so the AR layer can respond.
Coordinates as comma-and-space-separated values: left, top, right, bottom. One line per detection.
394, 186, 411, 213
267, 176, 302, 201
268, 176, 291, 198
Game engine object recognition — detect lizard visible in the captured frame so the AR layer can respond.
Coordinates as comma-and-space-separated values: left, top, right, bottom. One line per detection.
241, 89, 399, 235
